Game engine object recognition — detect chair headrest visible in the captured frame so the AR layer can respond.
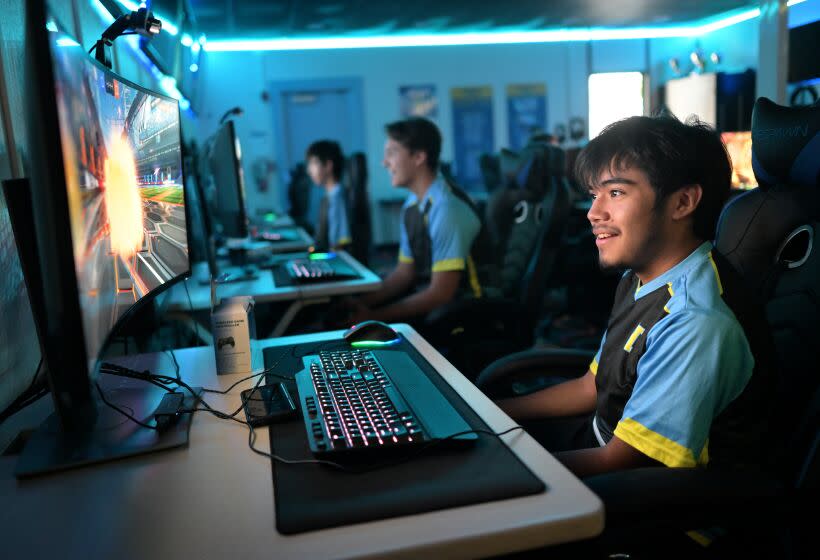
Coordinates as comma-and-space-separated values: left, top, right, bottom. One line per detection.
751, 97, 820, 189
344, 152, 367, 188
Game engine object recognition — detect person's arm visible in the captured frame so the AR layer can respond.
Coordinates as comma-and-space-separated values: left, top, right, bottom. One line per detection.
359, 262, 415, 307
366, 269, 461, 322
496, 370, 597, 420
555, 436, 662, 478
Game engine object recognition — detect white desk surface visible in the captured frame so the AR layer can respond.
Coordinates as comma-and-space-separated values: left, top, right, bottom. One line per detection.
164, 250, 381, 311
0, 325, 603, 559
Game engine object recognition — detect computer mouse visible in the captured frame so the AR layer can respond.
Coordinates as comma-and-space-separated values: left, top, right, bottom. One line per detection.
343, 320, 401, 347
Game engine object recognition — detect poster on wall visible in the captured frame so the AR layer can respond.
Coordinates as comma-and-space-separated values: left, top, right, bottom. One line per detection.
451, 86, 494, 191
507, 83, 547, 150
400, 84, 438, 118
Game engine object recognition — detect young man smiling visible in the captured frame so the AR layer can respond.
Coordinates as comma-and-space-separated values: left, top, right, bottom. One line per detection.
497, 115, 769, 478
344, 117, 485, 324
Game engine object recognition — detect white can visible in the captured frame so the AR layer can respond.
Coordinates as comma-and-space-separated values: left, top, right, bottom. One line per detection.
211, 295, 256, 375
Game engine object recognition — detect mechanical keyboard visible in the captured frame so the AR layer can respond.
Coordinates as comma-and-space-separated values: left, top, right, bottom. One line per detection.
294, 348, 477, 456
285, 258, 355, 282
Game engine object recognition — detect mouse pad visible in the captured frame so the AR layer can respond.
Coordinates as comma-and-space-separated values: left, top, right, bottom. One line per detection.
262, 338, 546, 535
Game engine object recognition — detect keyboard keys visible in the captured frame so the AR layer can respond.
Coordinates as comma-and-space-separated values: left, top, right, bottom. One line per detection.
303, 350, 428, 453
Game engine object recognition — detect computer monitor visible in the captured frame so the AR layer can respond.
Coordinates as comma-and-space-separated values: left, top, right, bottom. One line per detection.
207, 120, 250, 239
721, 131, 757, 190
16, 1, 194, 477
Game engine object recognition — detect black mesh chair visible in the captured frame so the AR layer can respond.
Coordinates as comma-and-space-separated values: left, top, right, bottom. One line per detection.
286, 162, 313, 234
423, 146, 570, 377
474, 98, 820, 555
342, 152, 372, 265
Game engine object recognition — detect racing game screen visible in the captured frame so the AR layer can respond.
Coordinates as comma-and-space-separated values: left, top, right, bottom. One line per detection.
50, 28, 188, 361
721, 131, 757, 190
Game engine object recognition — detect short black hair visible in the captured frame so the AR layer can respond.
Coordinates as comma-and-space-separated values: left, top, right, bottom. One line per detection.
575, 115, 731, 241
306, 140, 344, 181
385, 117, 441, 171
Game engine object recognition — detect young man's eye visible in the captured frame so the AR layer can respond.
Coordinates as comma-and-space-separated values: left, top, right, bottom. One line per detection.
588, 192, 597, 200
610, 189, 624, 197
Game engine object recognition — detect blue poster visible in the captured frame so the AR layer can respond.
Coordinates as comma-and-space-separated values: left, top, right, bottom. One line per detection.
451, 86, 494, 191
507, 83, 547, 150
400, 84, 438, 118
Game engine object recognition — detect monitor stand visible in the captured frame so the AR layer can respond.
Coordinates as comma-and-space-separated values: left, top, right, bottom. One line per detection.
14, 385, 201, 478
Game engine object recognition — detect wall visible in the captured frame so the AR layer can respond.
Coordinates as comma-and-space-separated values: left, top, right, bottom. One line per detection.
0, 0, 195, 420
198, 15, 769, 243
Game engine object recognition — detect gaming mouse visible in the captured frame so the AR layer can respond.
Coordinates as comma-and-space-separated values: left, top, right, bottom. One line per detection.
343, 320, 401, 347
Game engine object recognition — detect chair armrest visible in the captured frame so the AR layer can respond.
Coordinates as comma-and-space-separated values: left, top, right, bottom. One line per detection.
583, 466, 783, 530
423, 298, 531, 340
475, 347, 594, 393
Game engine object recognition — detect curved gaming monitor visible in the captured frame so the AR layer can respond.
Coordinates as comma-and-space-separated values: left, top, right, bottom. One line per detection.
17, 1, 192, 476
721, 131, 758, 190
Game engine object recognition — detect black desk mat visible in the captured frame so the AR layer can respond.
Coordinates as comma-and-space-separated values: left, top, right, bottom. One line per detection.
262, 337, 546, 535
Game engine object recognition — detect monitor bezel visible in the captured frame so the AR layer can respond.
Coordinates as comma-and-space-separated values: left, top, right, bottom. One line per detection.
25, 1, 192, 429
208, 119, 250, 239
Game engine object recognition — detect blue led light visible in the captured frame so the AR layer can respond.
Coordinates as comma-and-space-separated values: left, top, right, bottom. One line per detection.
204, 4, 806, 52
309, 252, 336, 260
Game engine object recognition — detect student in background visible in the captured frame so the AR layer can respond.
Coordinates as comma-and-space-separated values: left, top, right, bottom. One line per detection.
343, 117, 485, 325
306, 140, 351, 252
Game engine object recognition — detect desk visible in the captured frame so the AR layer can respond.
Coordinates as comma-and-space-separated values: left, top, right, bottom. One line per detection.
163, 250, 381, 337
0, 325, 604, 559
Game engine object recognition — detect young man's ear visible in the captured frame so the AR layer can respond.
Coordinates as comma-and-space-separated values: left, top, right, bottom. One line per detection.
670, 184, 703, 221
411, 149, 428, 169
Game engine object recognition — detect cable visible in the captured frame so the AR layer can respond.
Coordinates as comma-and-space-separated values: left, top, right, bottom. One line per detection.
98, 357, 526, 472
246, 424, 526, 474
94, 381, 158, 430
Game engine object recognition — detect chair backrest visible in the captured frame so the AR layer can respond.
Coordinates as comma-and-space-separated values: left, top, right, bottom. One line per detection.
715, 97, 819, 489
479, 153, 502, 193
286, 162, 312, 232
484, 146, 570, 306
342, 152, 371, 265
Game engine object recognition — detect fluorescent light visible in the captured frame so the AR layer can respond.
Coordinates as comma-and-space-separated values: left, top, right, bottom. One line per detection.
787, 0, 807, 6
46, 20, 59, 32
189, 63, 199, 72
181, 33, 194, 47
92, 0, 115, 24
695, 8, 760, 35
191, 42, 201, 54
204, 4, 803, 52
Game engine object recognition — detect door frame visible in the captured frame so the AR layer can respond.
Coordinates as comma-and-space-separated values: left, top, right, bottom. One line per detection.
268, 77, 366, 208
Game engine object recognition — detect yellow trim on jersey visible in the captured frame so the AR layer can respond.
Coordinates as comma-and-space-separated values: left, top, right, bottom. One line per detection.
623, 325, 646, 353
686, 531, 713, 547
698, 439, 709, 466
466, 255, 482, 298
590, 358, 599, 376
432, 258, 466, 272
707, 252, 724, 295
664, 282, 674, 313
398, 252, 414, 264
615, 418, 697, 468
635, 279, 643, 296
